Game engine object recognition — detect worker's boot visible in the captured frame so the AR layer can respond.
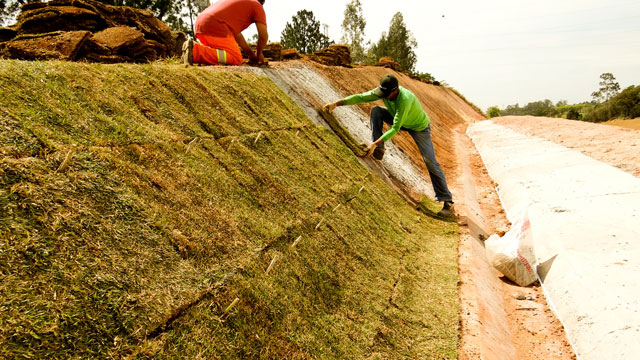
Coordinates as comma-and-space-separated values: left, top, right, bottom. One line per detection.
437, 201, 455, 218
182, 39, 193, 66
373, 147, 385, 160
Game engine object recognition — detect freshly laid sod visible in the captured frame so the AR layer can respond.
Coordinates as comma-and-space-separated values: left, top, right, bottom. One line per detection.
0, 60, 459, 359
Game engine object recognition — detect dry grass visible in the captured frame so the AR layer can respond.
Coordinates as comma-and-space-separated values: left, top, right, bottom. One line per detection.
0, 60, 459, 359
603, 117, 640, 130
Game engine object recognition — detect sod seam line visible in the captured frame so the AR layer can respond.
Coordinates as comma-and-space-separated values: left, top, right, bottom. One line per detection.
137, 129, 373, 342
141, 177, 371, 340
24, 126, 317, 167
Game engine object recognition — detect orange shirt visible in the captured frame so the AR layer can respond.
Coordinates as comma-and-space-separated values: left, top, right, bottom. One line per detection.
195, 0, 266, 37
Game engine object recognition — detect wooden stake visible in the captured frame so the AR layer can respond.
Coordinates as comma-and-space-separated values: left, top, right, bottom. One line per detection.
291, 235, 302, 248
56, 148, 76, 173
265, 254, 279, 274
185, 137, 198, 154
223, 297, 240, 315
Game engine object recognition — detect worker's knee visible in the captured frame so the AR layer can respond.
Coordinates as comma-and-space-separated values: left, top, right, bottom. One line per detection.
371, 106, 392, 125
371, 106, 387, 116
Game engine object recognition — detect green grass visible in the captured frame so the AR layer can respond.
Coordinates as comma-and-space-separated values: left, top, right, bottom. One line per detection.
0, 60, 459, 359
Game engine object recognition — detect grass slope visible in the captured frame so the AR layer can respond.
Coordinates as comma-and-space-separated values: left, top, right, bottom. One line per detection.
0, 60, 459, 359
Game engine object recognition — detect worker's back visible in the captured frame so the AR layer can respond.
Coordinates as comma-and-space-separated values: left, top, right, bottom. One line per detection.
195, 0, 266, 37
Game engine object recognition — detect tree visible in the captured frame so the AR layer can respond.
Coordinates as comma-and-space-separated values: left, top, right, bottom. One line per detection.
163, 0, 209, 38
591, 72, 621, 103
340, 0, 367, 63
487, 106, 501, 118
91, 0, 176, 20
566, 109, 581, 120
502, 103, 522, 116
584, 85, 640, 122
386, 12, 417, 72
281, 10, 331, 54
526, 99, 555, 116
365, 31, 387, 64
248, 33, 259, 44
367, 12, 417, 72
1, 0, 27, 26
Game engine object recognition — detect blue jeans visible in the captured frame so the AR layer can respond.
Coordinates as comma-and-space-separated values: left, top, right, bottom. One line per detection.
370, 106, 453, 202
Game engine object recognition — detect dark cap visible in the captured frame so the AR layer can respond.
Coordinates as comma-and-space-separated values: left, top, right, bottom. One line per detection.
374, 74, 399, 97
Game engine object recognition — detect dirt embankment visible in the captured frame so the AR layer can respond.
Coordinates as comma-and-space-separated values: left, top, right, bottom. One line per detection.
298, 62, 576, 359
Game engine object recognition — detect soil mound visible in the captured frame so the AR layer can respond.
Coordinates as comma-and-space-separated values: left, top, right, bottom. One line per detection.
374, 56, 402, 71
244, 42, 283, 61
1, 30, 91, 61
0, 0, 183, 62
310, 44, 352, 67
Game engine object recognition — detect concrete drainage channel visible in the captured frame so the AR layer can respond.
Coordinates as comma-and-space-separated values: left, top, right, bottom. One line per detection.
468, 120, 640, 360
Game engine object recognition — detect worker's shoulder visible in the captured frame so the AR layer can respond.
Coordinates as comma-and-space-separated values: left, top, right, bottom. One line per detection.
398, 86, 416, 96
399, 86, 419, 101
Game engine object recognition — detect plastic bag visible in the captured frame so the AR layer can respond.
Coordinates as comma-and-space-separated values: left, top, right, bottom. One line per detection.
485, 211, 537, 286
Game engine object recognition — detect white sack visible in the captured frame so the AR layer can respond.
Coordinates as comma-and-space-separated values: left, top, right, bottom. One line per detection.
485, 211, 537, 286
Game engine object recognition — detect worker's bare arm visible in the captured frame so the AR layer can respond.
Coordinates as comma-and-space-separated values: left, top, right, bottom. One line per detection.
363, 138, 383, 157
255, 22, 268, 63
234, 32, 256, 60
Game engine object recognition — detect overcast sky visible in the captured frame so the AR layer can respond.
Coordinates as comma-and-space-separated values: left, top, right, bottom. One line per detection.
242, 0, 640, 111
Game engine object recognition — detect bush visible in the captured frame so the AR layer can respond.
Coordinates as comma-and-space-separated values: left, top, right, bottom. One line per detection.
566, 109, 581, 120
487, 106, 501, 118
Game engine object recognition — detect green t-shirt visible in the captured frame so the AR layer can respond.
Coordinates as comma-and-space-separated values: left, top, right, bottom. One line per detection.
342, 86, 430, 141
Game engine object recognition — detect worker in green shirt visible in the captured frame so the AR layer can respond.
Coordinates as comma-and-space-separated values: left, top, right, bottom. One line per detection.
323, 74, 454, 217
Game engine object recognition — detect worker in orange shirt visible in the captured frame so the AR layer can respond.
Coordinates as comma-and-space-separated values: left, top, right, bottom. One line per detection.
182, 0, 268, 66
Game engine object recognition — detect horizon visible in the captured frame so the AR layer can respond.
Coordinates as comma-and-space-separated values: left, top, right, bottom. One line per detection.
243, 0, 640, 111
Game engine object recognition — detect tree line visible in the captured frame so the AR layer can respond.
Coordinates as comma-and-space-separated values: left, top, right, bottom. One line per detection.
280, 1, 419, 73
487, 73, 640, 123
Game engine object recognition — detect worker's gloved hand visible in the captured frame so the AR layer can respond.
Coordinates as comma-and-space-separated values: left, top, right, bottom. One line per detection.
323, 102, 338, 112
363, 143, 376, 157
